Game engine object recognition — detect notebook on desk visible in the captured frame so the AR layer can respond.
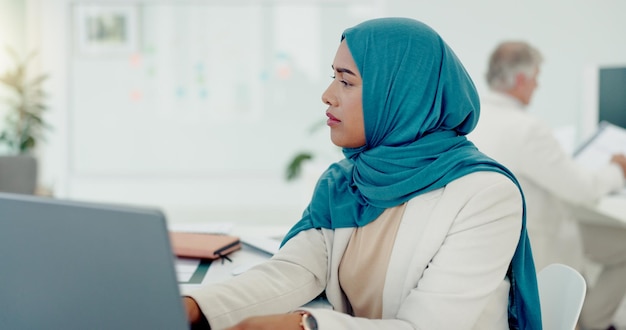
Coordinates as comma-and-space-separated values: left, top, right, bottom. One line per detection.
169, 231, 241, 260
0, 193, 188, 330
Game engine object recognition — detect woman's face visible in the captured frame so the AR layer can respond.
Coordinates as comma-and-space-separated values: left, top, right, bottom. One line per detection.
321, 40, 365, 149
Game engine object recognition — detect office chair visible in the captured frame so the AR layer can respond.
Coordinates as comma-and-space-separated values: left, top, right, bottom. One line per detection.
537, 263, 587, 330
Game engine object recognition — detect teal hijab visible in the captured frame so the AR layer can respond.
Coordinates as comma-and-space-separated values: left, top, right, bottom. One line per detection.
281, 17, 541, 329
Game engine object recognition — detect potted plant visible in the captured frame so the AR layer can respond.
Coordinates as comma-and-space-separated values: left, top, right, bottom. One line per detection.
0, 47, 50, 194
0, 47, 49, 153
285, 119, 326, 181
285, 119, 343, 182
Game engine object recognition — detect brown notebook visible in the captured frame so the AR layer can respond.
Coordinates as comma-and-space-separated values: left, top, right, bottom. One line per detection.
169, 232, 241, 260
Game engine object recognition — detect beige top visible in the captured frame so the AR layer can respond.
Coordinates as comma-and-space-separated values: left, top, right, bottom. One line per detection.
338, 203, 407, 319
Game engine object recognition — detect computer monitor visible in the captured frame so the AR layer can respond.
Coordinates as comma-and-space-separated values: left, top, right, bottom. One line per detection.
598, 67, 626, 129
582, 64, 626, 139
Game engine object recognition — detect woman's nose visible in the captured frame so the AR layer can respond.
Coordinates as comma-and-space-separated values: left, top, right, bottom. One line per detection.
321, 82, 336, 106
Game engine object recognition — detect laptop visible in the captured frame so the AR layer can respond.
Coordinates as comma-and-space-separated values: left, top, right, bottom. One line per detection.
0, 192, 188, 330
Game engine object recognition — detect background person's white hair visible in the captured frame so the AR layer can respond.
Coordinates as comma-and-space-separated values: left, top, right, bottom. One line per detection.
486, 41, 543, 91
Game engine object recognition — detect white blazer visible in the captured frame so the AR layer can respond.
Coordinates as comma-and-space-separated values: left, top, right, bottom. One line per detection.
469, 92, 624, 271
188, 171, 523, 329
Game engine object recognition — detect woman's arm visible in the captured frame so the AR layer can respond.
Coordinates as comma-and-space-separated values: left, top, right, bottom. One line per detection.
185, 228, 329, 329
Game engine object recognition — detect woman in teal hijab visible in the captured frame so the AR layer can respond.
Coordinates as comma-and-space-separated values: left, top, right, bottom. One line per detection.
185, 17, 541, 330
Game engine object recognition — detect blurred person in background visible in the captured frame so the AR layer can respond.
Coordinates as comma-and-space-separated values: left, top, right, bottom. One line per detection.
470, 40, 626, 330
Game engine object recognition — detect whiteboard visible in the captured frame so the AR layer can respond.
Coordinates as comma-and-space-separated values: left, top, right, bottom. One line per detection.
69, 3, 374, 176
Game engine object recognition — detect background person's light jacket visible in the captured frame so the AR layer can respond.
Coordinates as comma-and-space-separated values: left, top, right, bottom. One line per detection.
469, 92, 624, 271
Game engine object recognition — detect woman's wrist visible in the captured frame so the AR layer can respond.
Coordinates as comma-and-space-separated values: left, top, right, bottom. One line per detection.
183, 296, 210, 329
183, 297, 201, 322
293, 310, 318, 330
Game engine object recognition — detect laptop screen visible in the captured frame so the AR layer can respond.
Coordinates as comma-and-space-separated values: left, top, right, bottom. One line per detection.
0, 193, 188, 330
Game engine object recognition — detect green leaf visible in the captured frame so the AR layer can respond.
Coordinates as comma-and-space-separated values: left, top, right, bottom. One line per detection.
27, 114, 44, 124
307, 119, 326, 134
285, 152, 314, 181
20, 135, 35, 152
28, 74, 49, 87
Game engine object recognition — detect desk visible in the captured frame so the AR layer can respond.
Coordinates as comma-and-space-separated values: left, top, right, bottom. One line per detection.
570, 194, 626, 228
174, 223, 333, 311
175, 224, 290, 295
177, 245, 274, 294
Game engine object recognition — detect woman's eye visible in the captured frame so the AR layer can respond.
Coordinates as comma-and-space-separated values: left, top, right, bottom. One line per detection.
330, 74, 350, 86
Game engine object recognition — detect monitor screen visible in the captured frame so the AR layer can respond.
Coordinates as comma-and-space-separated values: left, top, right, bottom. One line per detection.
599, 67, 626, 129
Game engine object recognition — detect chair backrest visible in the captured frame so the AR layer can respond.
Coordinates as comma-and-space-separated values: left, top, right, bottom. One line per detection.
537, 263, 587, 330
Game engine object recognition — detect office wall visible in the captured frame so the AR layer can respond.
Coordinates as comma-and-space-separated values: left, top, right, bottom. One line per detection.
0, 0, 26, 147
0, 0, 26, 62
27, 0, 626, 226
388, 0, 626, 135
33, 0, 383, 225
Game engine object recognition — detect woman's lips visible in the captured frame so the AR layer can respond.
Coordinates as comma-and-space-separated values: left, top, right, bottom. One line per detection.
326, 112, 340, 126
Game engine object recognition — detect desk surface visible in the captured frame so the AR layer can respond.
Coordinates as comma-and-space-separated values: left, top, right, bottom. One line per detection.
178, 246, 273, 294
570, 194, 626, 228
174, 195, 626, 292
176, 224, 290, 295
175, 226, 332, 311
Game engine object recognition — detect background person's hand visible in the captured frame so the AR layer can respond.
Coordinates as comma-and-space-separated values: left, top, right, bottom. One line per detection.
226, 313, 302, 330
610, 154, 626, 176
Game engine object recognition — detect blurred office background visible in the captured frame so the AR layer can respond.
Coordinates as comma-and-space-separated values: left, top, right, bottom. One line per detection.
1, 0, 625, 226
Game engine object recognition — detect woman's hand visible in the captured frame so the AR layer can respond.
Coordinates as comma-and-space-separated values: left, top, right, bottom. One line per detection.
226, 313, 302, 330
